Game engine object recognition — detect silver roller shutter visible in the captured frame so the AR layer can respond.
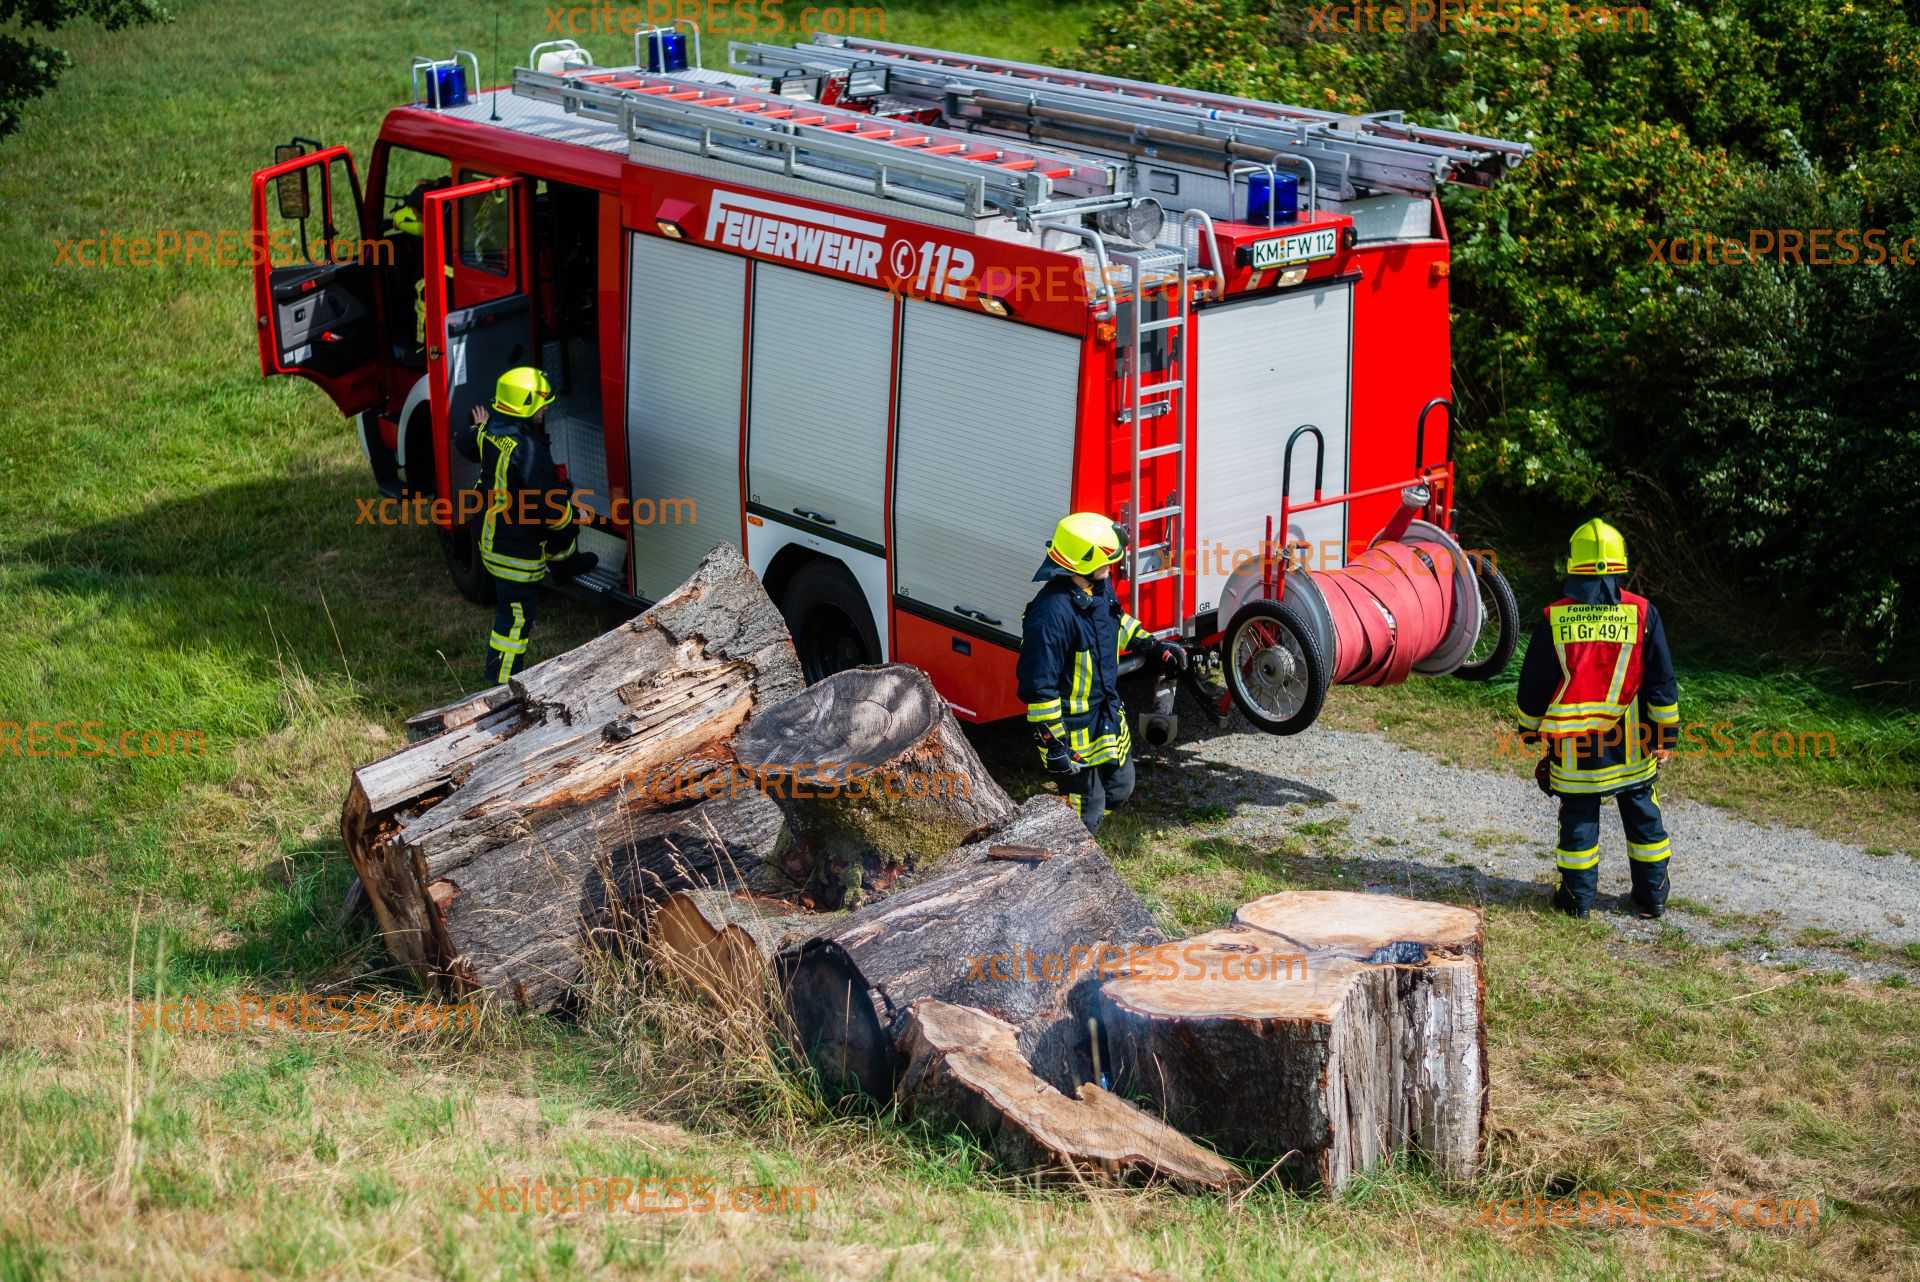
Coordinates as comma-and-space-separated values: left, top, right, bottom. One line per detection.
625, 234, 746, 602
1194, 283, 1353, 615
893, 301, 1081, 639
748, 264, 893, 547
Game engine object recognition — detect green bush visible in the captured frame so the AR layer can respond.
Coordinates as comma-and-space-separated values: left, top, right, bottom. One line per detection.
1066, 0, 1920, 661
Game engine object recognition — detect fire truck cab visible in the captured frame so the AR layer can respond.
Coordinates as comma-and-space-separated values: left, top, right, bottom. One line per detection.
249, 28, 1529, 731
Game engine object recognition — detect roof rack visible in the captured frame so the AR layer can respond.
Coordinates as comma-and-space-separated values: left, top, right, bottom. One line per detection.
729, 35, 1533, 200
511, 53, 1133, 222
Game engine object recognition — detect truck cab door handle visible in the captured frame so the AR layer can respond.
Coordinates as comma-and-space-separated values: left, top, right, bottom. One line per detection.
955, 605, 1003, 627
792, 507, 837, 526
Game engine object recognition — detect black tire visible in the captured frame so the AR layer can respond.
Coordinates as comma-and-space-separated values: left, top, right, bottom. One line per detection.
439, 512, 496, 606
1452, 557, 1518, 681
781, 559, 879, 684
1223, 596, 1331, 735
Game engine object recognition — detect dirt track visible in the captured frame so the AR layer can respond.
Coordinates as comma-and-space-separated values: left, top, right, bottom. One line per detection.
1123, 721, 1920, 981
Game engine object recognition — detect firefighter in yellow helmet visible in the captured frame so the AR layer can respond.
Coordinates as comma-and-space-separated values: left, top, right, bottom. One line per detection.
1017, 512, 1186, 833
455, 367, 597, 684
1515, 519, 1681, 918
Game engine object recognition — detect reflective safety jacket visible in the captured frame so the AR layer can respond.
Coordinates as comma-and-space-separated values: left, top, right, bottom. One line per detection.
1016, 561, 1156, 767
1516, 575, 1680, 795
453, 417, 576, 584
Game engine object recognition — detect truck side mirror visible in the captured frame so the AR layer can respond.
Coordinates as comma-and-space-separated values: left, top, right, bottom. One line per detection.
274, 143, 311, 221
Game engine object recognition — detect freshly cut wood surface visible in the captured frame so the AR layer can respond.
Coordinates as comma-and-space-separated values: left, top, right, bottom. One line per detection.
898, 999, 1244, 1191
341, 543, 805, 1011
650, 888, 820, 1005
1100, 890, 1486, 1190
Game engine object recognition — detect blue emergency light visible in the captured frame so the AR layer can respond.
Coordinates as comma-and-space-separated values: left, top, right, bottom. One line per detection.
1247, 171, 1300, 226
426, 62, 469, 109
646, 30, 689, 73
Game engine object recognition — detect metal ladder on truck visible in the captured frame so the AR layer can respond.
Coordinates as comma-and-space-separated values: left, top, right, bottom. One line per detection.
1111, 245, 1190, 633
730, 36, 1534, 201
512, 53, 1127, 222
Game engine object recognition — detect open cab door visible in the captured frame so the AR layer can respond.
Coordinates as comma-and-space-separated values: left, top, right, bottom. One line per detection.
421, 174, 537, 597
249, 141, 380, 416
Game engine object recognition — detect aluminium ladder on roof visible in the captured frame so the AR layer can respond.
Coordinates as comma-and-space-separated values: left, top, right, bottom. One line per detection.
730, 35, 1532, 201
511, 63, 1128, 221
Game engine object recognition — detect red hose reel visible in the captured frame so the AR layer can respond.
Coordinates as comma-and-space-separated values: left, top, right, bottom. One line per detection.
1220, 403, 1518, 735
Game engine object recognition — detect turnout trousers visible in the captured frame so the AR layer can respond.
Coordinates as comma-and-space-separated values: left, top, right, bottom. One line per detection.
1555, 781, 1671, 913
485, 579, 540, 686
1062, 755, 1135, 835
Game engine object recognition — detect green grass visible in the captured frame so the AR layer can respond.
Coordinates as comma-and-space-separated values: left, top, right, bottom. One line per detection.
3, 1, 1918, 1279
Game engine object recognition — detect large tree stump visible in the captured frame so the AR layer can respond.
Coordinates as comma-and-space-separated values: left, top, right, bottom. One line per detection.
897, 999, 1244, 1191
732, 664, 1017, 908
1098, 890, 1484, 1191
779, 797, 1162, 1099
340, 543, 806, 1011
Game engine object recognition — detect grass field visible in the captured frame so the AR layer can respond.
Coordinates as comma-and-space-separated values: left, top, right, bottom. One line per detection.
2, 2, 1917, 1279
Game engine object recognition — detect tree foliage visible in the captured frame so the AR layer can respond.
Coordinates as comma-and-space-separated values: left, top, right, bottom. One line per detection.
1069, 0, 1920, 661
0, 0, 169, 141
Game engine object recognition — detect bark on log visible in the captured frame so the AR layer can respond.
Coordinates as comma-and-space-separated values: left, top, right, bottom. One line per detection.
779, 796, 1162, 1100
1098, 890, 1484, 1191
897, 999, 1244, 1191
650, 888, 822, 1006
732, 664, 1017, 908
340, 543, 807, 1011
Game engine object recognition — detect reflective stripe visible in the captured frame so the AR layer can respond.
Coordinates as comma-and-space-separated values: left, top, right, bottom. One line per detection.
488, 632, 528, 653
1555, 845, 1601, 870
1517, 711, 1543, 731
1070, 651, 1092, 716
1026, 699, 1062, 721
1628, 839, 1672, 862
1646, 702, 1680, 724
1603, 633, 1635, 707
482, 557, 546, 583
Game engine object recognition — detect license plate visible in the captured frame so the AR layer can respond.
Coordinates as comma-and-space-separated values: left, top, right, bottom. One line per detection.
1251, 228, 1339, 270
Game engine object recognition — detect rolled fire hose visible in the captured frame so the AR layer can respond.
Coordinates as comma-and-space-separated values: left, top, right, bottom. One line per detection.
1223, 490, 1507, 735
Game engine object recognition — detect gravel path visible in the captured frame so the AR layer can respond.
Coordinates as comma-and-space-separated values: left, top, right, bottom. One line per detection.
1134, 722, 1920, 981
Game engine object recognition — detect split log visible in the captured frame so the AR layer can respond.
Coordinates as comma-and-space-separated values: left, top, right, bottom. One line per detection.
780, 796, 1162, 1100
1098, 890, 1484, 1191
340, 543, 807, 1011
897, 999, 1243, 1191
732, 664, 1017, 907
650, 888, 821, 1005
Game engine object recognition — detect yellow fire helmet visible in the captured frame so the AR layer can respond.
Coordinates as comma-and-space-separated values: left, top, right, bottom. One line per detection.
492, 367, 554, 419
1567, 517, 1628, 575
1047, 511, 1125, 576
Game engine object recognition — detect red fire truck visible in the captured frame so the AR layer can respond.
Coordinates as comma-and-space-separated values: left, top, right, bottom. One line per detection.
249, 27, 1528, 736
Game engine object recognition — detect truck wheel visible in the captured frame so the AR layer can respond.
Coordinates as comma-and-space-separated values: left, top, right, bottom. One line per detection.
1223, 597, 1330, 735
1452, 559, 1518, 681
782, 560, 878, 684
439, 513, 496, 605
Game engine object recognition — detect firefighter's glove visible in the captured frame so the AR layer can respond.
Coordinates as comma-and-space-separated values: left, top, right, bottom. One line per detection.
1153, 639, 1189, 671
1534, 755, 1553, 797
1034, 727, 1085, 776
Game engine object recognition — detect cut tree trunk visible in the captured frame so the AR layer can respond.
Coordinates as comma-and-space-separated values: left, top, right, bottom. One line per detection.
1098, 890, 1484, 1191
650, 888, 822, 1006
732, 664, 1017, 908
897, 999, 1244, 1191
340, 543, 807, 1011
779, 796, 1162, 1100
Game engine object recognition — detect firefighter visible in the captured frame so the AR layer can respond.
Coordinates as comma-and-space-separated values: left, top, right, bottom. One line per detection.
456, 367, 596, 684
1515, 519, 1680, 919
1018, 512, 1187, 833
